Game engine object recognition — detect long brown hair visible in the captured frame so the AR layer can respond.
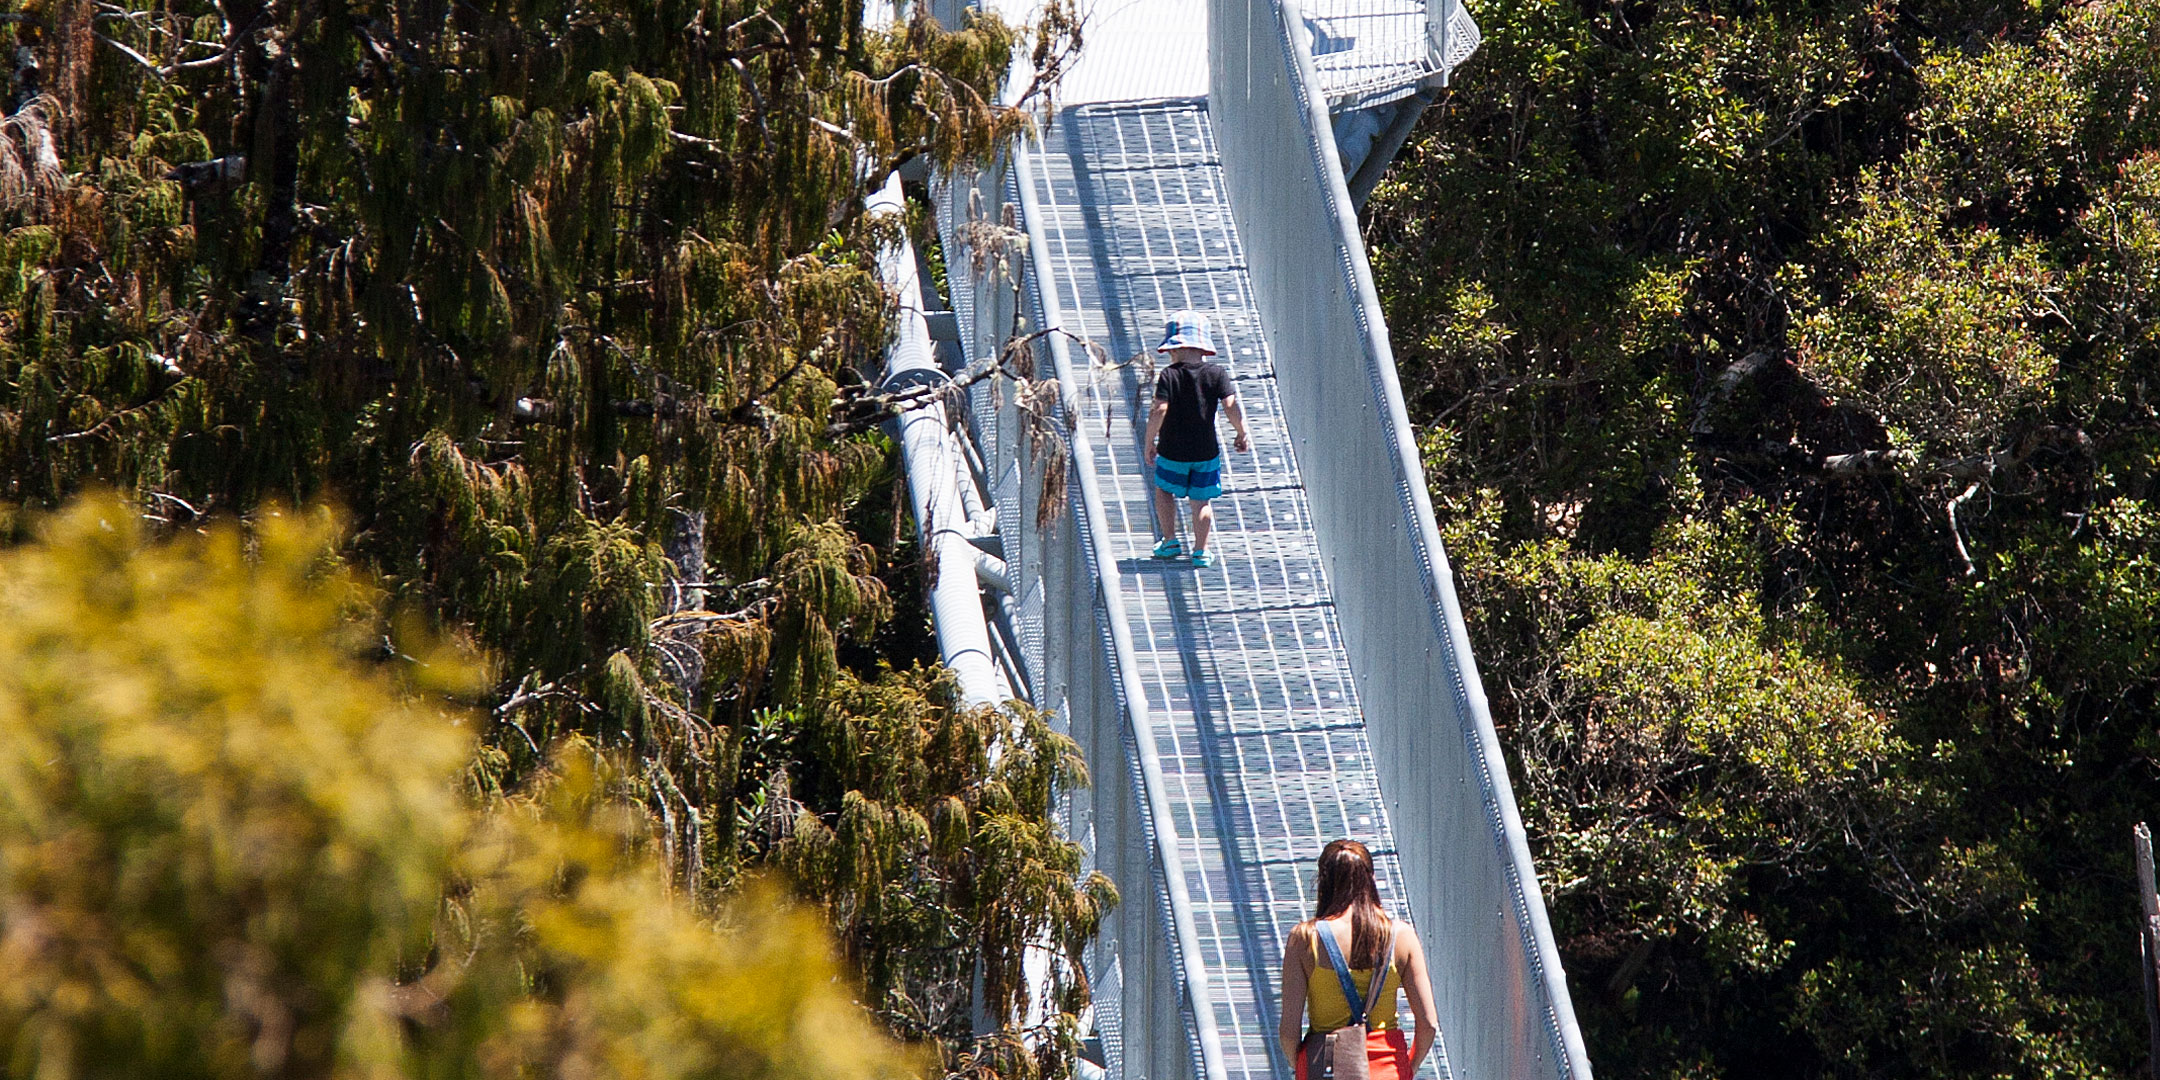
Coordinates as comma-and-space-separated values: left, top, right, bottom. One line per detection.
1313, 839, 1389, 968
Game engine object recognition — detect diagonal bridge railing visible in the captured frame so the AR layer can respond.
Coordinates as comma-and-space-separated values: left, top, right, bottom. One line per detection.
883, 1, 1594, 1079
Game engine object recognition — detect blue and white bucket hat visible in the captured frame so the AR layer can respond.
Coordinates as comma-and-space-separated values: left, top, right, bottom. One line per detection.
1155, 309, 1217, 355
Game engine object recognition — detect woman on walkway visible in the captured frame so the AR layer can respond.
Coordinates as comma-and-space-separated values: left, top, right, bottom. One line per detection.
1278, 839, 1438, 1080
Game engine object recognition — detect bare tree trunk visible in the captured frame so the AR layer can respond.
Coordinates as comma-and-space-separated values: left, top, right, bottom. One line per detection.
2135, 823, 2160, 1078
660, 506, 708, 700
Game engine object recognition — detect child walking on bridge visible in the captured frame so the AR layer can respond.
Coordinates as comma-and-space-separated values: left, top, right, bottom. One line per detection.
1144, 310, 1251, 569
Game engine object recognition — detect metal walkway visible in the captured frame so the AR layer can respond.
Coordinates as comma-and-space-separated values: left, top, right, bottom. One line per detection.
911, 2, 1593, 1079
1023, 101, 1435, 1080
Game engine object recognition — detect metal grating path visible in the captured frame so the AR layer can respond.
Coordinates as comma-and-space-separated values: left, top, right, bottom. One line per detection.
1023, 101, 1450, 1080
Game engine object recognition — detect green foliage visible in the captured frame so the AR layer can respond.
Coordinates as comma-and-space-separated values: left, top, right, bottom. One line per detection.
0, 0, 1035, 752
1375, 0, 2160, 1071
1788, 172, 2062, 465
1440, 476, 1895, 977
781, 668, 1115, 1039
0, 0, 1102, 1074
2078, 152, 2160, 385
0, 495, 918, 1080
445, 753, 927, 1080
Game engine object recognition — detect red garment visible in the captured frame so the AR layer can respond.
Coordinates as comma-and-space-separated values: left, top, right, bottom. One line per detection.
1294, 1029, 1410, 1080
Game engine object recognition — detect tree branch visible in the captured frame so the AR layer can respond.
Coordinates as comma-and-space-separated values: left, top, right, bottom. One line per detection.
1946, 479, 1983, 577
822, 327, 1081, 439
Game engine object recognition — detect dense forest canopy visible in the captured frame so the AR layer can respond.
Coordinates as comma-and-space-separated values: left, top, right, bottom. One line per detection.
4, 0, 2157, 1072
1371, 0, 2160, 1073
0, 0, 1105, 1074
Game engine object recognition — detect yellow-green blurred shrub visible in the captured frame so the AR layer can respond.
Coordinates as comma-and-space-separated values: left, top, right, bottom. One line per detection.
0, 495, 918, 1080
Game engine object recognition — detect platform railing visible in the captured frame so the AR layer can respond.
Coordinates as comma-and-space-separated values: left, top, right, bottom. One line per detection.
933, 137, 1226, 1080
1303, 0, 1481, 109
1208, 0, 1593, 1078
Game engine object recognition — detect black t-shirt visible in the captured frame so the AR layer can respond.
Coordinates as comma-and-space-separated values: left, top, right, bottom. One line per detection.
1153, 359, 1235, 462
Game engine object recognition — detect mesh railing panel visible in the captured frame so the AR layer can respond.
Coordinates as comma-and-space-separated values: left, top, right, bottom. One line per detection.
1303, 0, 1480, 109
1207, 0, 1592, 1077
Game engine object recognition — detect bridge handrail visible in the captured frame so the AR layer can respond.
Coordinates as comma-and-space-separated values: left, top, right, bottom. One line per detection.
1010, 128, 1231, 1080
1207, 0, 1594, 1077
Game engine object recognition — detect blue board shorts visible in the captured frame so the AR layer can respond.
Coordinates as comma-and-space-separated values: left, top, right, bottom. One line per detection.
1152, 455, 1223, 500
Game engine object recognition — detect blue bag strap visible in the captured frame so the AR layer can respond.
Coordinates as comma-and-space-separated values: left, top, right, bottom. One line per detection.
1366, 923, 1399, 1021
1316, 921, 1367, 1024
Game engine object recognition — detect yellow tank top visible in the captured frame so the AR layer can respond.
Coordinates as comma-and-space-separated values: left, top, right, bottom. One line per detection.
1304, 922, 1401, 1032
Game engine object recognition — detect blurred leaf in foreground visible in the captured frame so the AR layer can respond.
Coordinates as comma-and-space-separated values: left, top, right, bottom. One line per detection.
0, 495, 918, 1080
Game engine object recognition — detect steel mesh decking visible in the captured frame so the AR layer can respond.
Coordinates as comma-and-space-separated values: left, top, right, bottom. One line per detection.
1023, 101, 1450, 1080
